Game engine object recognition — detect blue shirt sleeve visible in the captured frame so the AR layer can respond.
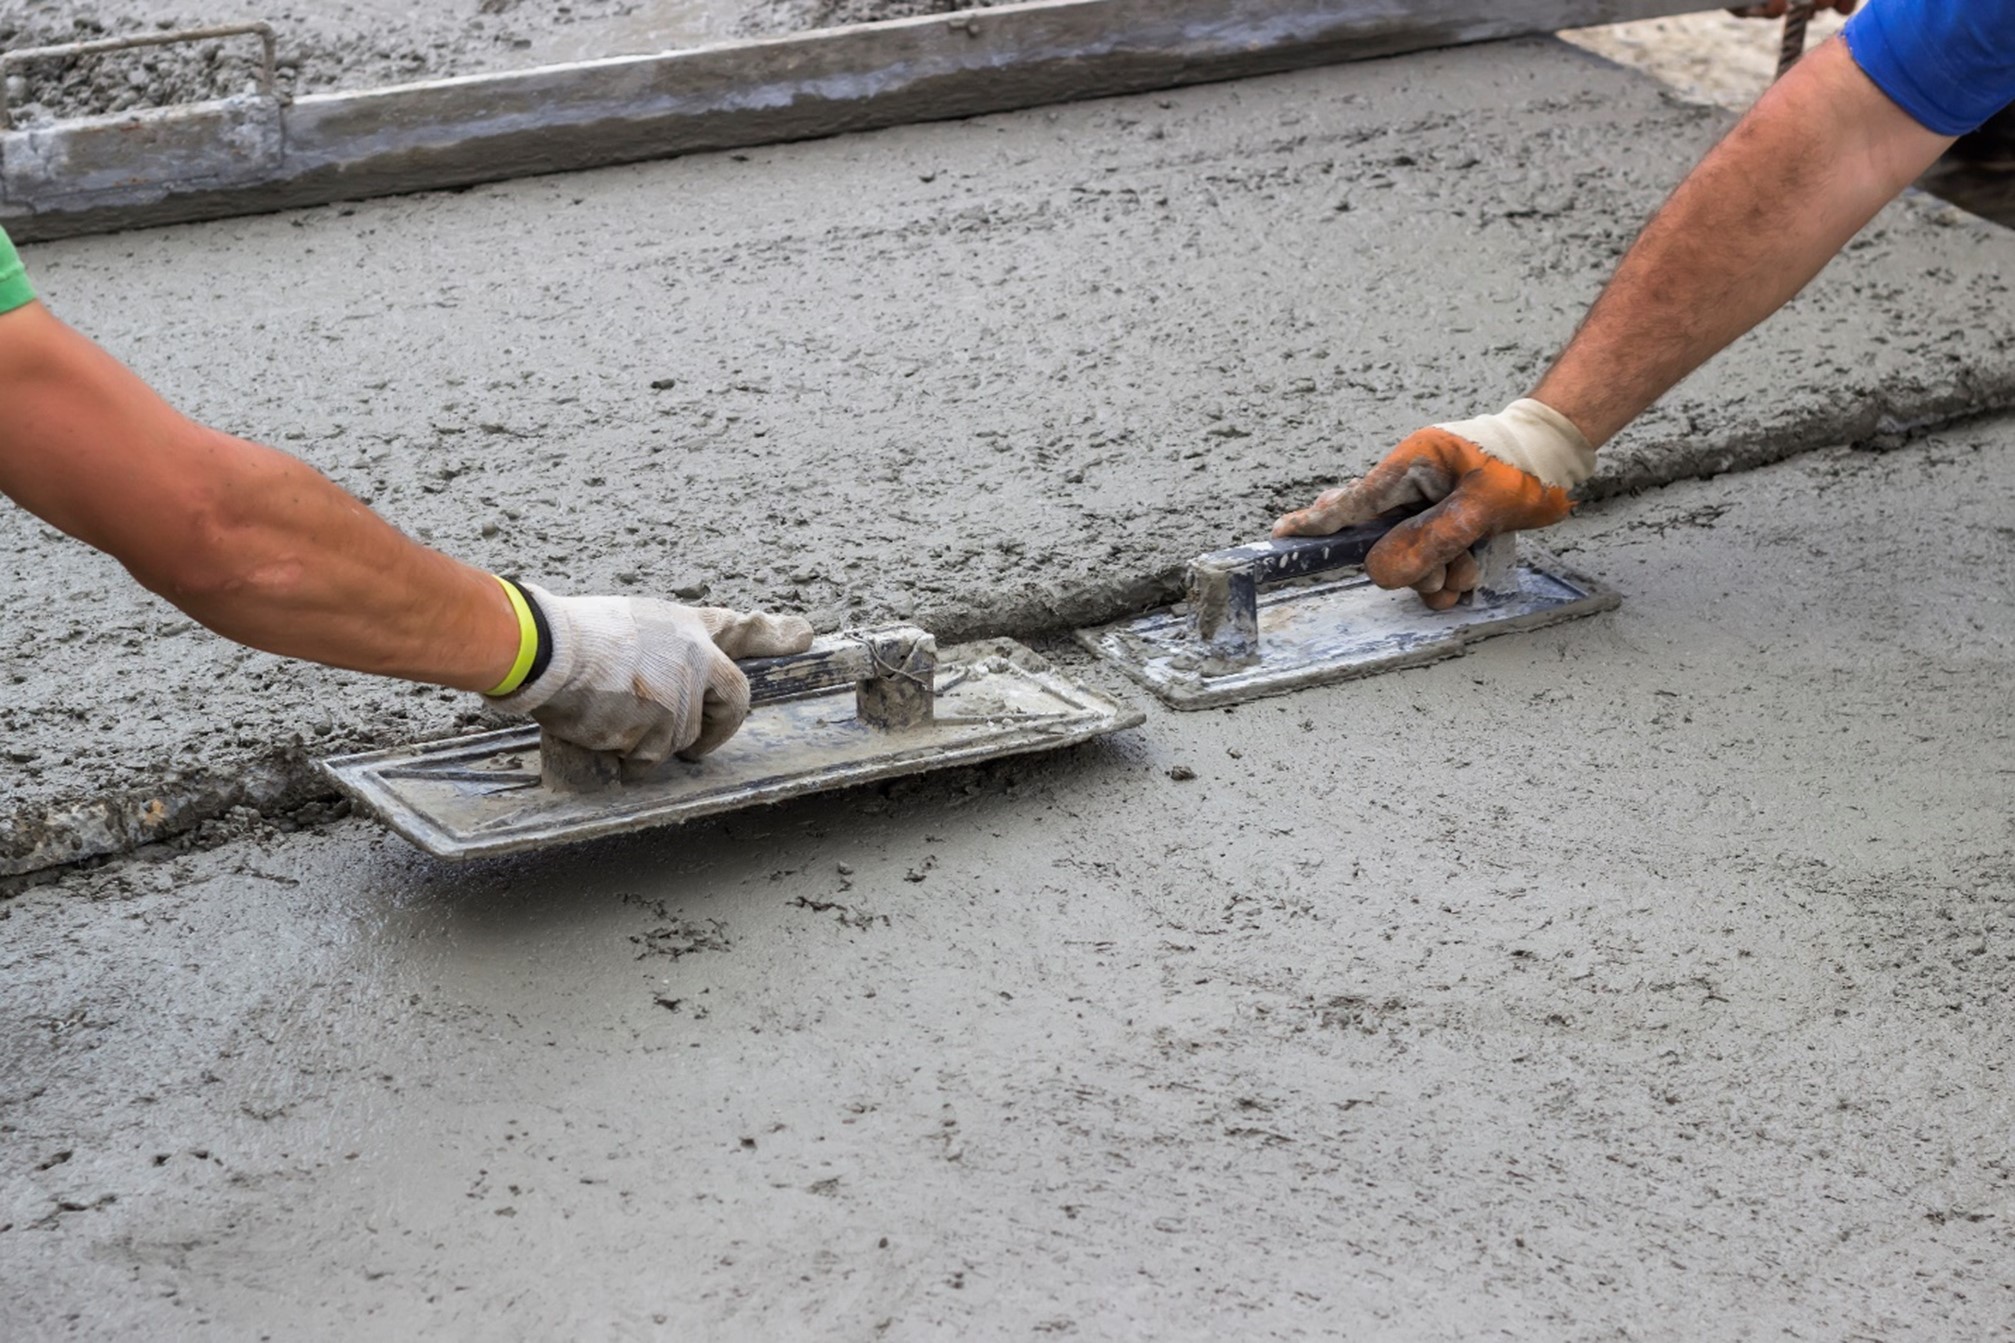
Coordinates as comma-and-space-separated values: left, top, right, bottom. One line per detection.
1843, 0, 2015, 136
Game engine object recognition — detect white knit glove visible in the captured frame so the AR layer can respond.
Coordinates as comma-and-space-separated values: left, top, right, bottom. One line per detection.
493, 585, 814, 763
1435, 398, 1596, 489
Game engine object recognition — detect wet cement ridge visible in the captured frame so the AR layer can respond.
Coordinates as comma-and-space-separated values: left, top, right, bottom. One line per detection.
917, 370, 2015, 644
1, 0, 1708, 242
0, 752, 320, 882
4, 397, 2001, 883
8, 40, 2014, 878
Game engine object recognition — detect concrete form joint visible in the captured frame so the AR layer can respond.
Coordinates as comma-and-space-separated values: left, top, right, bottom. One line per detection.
0, 23, 280, 130
1, 25, 285, 209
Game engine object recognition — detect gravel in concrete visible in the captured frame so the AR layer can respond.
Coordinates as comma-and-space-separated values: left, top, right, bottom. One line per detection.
5, 39, 2013, 861
3, 415, 2011, 1336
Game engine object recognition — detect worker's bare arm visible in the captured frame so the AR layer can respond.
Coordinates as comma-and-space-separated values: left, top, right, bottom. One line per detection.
1280, 36, 1952, 604
0, 300, 521, 691
0, 300, 815, 759
1532, 36, 1951, 446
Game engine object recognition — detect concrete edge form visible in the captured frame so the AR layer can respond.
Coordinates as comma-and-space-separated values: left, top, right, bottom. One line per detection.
0, 0, 1706, 242
0, 752, 322, 882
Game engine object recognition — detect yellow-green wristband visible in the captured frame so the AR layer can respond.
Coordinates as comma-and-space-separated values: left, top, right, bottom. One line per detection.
485, 576, 541, 697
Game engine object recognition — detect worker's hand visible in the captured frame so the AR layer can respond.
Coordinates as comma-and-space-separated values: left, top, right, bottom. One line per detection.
1726, 1, 1855, 18
1273, 400, 1590, 611
493, 586, 814, 763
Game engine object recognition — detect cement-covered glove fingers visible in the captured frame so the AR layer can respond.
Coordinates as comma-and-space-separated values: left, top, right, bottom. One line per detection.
1273, 400, 1589, 611
695, 607, 818, 660
490, 586, 813, 764
684, 606, 819, 758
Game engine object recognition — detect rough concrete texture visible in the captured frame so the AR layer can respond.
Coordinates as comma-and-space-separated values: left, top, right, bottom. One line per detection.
735, 0, 1003, 38
6, 38, 2015, 868
4, 414, 2013, 1335
0, 0, 966, 123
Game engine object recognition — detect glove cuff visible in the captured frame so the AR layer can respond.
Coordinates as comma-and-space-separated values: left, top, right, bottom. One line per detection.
1435, 398, 1595, 489
488, 582, 575, 714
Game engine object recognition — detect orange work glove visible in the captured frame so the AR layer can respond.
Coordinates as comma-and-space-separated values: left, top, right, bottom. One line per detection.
1273, 399, 1592, 611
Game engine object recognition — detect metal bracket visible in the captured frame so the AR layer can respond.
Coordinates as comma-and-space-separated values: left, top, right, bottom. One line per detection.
540, 626, 938, 794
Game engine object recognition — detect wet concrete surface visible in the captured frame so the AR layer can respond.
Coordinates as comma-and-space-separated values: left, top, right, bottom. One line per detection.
3, 418, 2012, 1336
6, 38, 2015, 857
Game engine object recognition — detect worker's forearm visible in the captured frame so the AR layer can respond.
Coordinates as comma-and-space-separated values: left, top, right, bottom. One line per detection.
0, 302, 520, 692
129, 428, 522, 692
1532, 38, 1952, 447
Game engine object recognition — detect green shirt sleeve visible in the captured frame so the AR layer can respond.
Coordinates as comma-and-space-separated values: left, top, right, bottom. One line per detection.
0, 227, 36, 314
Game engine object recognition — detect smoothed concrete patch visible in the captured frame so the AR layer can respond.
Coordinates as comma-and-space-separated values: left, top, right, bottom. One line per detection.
3, 419, 2011, 1334
5, 38, 2014, 873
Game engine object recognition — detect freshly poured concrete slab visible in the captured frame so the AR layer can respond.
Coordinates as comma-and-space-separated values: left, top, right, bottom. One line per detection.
3, 418, 2011, 1335
5, 37, 2015, 872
